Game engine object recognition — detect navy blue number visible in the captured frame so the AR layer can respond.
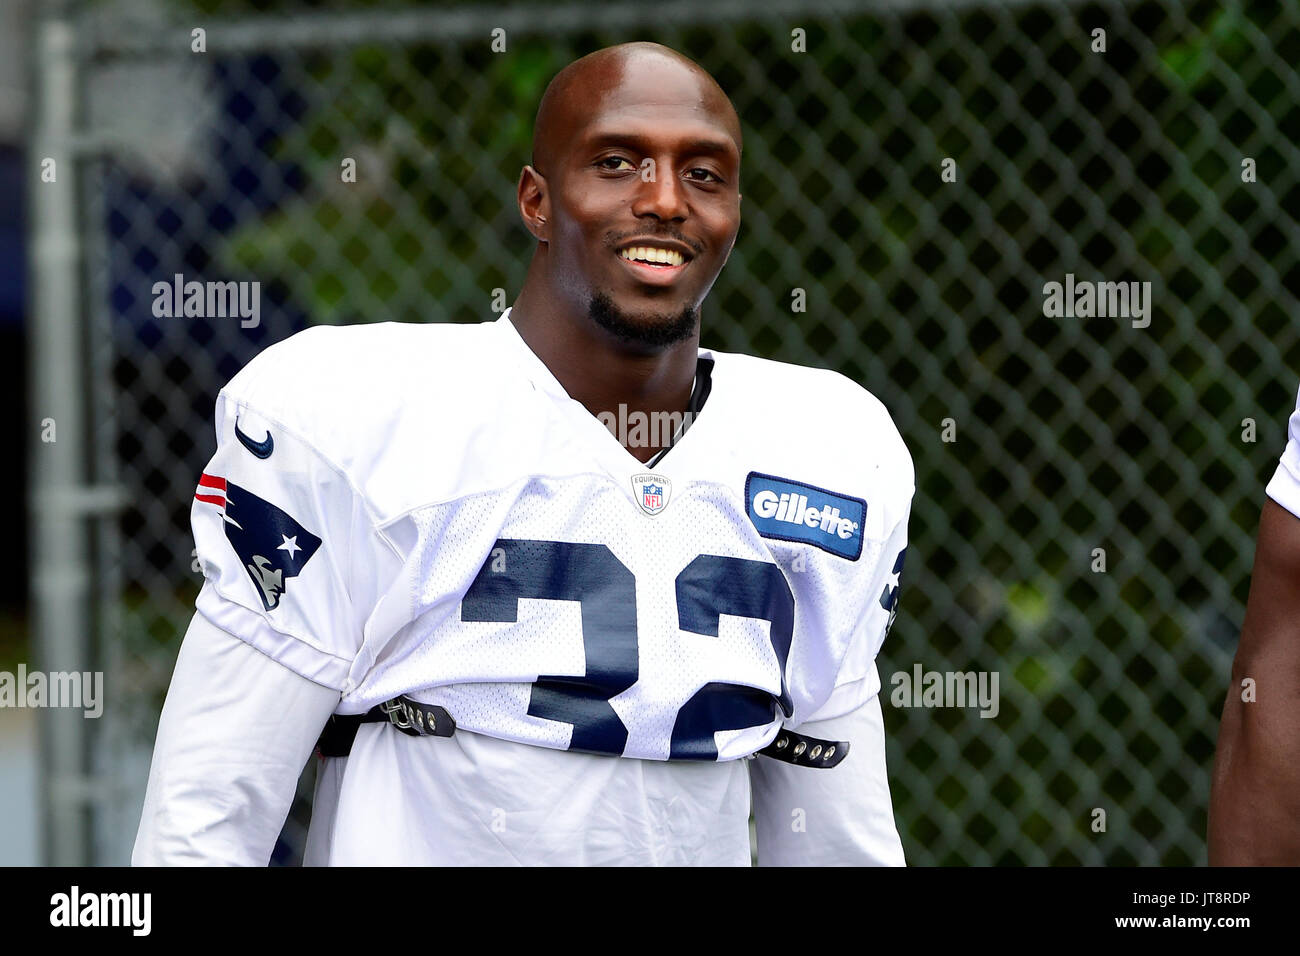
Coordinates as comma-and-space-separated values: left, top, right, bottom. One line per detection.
879, 547, 907, 636
462, 539, 638, 756
670, 556, 795, 759
462, 540, 793, 759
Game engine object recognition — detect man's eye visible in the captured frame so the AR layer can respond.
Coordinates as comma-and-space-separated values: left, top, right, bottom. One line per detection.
687, 168, 723, 183
597, 156, 637, 171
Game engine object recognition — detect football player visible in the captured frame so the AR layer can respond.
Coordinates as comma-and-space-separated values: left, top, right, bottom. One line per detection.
1209, 384, 1300, 864
133, 42, 913, 865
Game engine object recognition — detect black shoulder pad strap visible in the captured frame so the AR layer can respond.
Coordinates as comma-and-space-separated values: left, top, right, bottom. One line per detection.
318, 703, 847, 769
756, 729, 850, 768
316, 697, 456, 758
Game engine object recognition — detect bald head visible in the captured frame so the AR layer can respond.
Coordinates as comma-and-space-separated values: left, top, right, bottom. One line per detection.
531, 42, 742, 177
512, 41, 743, 356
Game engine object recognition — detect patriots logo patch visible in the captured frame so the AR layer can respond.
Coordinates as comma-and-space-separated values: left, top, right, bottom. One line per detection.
195, 473, 322, 610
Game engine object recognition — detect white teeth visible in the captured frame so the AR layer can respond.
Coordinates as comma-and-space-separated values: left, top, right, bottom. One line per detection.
619, 245, 684, 266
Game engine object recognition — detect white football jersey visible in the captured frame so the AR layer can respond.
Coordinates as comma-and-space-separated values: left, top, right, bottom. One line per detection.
186, 308, 913, 863
1266, 383, 1300, 519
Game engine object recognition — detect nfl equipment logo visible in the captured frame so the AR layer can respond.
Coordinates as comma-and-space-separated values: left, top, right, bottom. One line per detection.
630, 472, 672, 517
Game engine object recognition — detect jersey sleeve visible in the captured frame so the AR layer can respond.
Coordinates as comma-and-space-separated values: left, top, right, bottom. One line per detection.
132, 611, 341, 865
191, 391, 377, 691
749, 686, 905, 866
796, 501, 910, 726
1265, 384, 1300, 519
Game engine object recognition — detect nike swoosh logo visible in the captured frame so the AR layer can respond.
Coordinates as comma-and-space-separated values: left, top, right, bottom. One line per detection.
234, 419, 274, 459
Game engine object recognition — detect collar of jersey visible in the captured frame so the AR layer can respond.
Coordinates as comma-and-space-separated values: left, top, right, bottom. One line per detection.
493, 306, 717, 473
494, 306, 716, 403
495, 307, 573, 401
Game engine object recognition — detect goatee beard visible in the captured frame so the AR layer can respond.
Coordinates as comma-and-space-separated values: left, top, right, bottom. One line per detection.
588, 291, 698, 349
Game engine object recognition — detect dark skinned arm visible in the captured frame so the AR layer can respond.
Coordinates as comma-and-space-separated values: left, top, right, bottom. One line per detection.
1208, 497, 1300, 864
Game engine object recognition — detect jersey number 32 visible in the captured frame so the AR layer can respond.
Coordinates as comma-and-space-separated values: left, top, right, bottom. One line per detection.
462, 538, 795, 760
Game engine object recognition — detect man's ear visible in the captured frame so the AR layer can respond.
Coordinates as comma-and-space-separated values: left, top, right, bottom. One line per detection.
518, 165, 550, 241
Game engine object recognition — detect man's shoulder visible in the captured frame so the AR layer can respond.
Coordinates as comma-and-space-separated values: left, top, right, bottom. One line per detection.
227, 320, 492, 400
223, 319, 501, 415
708, 348, 913, 491
713, 348, 894, 411
214, 320, 506, 474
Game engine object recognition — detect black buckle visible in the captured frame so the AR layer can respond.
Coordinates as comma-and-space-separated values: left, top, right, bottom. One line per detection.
757, 729, 850, 768
316, 695, 456, 758
378, 696, 456, 739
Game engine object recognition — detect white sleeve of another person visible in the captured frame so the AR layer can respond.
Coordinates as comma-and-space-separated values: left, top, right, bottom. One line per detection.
1265, 384, 1300, 519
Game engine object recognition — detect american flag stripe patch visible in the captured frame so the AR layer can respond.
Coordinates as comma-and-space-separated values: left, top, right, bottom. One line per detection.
195, 472, 227, 506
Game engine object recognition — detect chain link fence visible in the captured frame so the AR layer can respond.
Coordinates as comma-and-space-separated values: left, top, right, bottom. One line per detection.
32, 0, 1299, 864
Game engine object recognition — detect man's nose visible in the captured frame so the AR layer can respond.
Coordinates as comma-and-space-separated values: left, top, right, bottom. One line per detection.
631, 162, 689, 221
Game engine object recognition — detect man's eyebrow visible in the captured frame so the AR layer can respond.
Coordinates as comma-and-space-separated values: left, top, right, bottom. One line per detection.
581, 130, 739, 159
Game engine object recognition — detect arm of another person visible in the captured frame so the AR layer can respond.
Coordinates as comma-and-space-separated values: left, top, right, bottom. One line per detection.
133, 611, 340, 865
1208, 496, 1300, 865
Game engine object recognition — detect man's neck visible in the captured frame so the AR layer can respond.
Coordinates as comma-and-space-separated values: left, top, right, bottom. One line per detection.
509, 286, 698, 464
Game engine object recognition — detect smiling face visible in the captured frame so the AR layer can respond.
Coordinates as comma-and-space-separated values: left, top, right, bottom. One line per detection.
527, 47, 743, 350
